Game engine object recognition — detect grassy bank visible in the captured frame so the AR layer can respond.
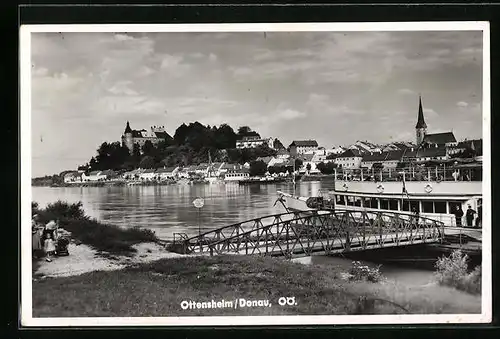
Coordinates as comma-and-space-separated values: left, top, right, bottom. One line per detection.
32, 255, 480, 317
32, 201, 158, 255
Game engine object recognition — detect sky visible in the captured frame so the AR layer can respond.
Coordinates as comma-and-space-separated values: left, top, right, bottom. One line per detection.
30, 29, 483, 177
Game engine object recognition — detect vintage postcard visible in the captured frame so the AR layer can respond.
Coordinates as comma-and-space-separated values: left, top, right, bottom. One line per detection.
20, 22, 491, 326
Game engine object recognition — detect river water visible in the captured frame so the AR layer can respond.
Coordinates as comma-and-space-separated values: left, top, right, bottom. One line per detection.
32, 181, 332, 240
31, 181, 482, 303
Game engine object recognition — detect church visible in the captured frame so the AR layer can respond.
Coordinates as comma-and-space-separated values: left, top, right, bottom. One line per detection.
415, 96, 457, 148
121, 121, 172, 153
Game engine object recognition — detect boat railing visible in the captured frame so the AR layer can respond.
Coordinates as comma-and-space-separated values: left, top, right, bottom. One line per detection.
334, 166, 481, 183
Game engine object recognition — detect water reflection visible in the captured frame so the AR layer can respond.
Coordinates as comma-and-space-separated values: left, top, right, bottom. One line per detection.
32, 181, 335, 239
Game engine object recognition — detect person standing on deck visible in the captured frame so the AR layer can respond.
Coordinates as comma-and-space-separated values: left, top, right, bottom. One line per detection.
476, 201, 482, 228
466, 205, 477, 228
452, 170, 459, 181
453, 205, 464, 227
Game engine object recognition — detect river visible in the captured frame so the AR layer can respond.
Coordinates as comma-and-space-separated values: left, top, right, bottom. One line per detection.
32, 181, 332, 240
32, 181, 482, 301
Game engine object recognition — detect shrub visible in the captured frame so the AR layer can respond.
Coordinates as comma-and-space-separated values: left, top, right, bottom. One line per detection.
348, 261, 383, 283
33, 200, 158, 255
434, 250, 481, 295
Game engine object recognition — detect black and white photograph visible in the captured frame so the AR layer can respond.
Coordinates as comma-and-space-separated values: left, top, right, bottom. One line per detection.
21, 22, 491, 326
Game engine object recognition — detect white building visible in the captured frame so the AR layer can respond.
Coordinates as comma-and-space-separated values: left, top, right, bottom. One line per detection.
335, 149, 363, 169
288, 140, 319, 156
236, 136, 274, 149
156, 167, 179, 179
81, 170, 107, 182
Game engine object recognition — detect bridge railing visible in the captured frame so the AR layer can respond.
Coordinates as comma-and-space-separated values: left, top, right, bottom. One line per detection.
180, 210, 444, 257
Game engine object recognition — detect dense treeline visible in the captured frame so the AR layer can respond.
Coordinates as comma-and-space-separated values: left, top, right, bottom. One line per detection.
83, 122, 283, 171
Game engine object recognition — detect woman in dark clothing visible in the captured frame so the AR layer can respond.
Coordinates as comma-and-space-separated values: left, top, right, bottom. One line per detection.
454, 206, 464, 227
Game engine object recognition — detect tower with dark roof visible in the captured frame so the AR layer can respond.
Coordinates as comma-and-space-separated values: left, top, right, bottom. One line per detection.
122, 121, 134, 153
415, 96, 427, 145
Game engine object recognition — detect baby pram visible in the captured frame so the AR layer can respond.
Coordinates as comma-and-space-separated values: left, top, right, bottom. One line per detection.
56, 237, 70, 256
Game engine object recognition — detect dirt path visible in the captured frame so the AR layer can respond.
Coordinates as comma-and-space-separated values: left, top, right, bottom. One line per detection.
33, 241, 190, 279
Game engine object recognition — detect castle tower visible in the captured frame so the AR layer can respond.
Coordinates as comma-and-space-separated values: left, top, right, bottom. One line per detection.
415, 96, 427, 145
122, 121, 134, 153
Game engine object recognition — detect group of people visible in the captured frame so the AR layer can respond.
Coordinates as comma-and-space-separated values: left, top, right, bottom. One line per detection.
452, 203, 482, 228
32, 214, 69, 261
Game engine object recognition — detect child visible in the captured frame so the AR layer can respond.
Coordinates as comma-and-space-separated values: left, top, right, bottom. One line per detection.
44, 232, 56, 262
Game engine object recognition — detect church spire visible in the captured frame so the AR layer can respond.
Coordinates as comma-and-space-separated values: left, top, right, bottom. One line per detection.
415, 95, 427, 129
124, 121, 132, 133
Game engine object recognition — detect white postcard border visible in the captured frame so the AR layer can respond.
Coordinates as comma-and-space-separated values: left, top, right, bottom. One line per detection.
20, 21, 491, 327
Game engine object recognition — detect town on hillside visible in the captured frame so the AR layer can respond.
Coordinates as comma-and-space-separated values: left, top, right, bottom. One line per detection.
37, 96, 482, 186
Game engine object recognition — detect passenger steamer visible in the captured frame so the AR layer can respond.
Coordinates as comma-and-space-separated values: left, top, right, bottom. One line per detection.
278, 163, 482, 227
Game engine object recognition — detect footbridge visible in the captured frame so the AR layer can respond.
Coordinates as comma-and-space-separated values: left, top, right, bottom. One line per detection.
171, 210, 445, 259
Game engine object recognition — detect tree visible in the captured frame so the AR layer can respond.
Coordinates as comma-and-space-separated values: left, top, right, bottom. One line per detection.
142, 140, 155, 156
249, 160, 267, 177
316, 162, 337, 175
139, 155, 155, 169
294, 159, 303, 170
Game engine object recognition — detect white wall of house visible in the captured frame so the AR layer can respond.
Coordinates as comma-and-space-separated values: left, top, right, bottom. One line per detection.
335, 156, 362, 169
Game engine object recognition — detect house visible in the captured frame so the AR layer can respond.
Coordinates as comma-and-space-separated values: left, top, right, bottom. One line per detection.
276, 149, 290, 159
100, 169, 117, 180
335, 149, 363, 169
139, 169, 157, 181
348, 140, 381, 154
326, 146, 345, 155
156, 166, 179, 180
415, 146, 448, 163
82, 170, 107, 182
236, 136, 274, 149
288, 140, 319, 156
422, 132, 457, 147
224, 167, 250, 181
195, 163, 211, 175
77, 165, 88, 173
63, 171, 81, 183
256, 156, 274, 167
361, 150, 404, 169
448, 139, 482, 157
122, 168, 145, 180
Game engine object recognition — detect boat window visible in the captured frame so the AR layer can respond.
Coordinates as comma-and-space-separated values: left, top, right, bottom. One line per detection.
362, 197, 371, 208
354, 197, 362, 207
371, 198, 378, 209
409, 200, 420, 213
380, 199, 389, 210
346, 196, 355, 206
336, 195, 345, 205
449, 201, 462, 214
422, 201, 433, 213
402, 200, 410, 212
434, 201, 446, 213
389, 199, 398, 211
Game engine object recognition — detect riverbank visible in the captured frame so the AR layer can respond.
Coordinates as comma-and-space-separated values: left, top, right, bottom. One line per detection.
32, 254, 481, 317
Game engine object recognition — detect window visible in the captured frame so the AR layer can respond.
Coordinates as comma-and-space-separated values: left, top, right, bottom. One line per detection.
336, 195, 345, 205
346, 196, 355, 206
389, 199, 398, 211
402, 200, 410, 211
410, 200, 420, 213
370, 198, 378, 209
422, 201, 433, 213
363, 198, 371, 208
434, 201, 446, 213
380, 199, 389, 210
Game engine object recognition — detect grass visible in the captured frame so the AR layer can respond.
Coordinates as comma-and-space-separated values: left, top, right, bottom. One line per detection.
32, 255, 481, 317
32, 200, 158, 255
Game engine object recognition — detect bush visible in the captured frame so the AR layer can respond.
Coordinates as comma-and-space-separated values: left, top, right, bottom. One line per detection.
348, 261, 383, 283
33, 200, 158, 255
434, 250, 481, 295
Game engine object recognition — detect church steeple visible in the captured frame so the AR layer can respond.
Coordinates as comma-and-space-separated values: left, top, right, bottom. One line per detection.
124, 121, 132, 134
415, 96, 427, 129
415, 95, 427, 145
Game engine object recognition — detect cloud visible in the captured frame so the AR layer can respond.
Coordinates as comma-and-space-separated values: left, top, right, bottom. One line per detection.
107, 81, 138, 95
457, 101, 469, 108
276, 108, 306, 120
209, 53, 218, 62
398, 88, 416, 95
114, 33, 134, 41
